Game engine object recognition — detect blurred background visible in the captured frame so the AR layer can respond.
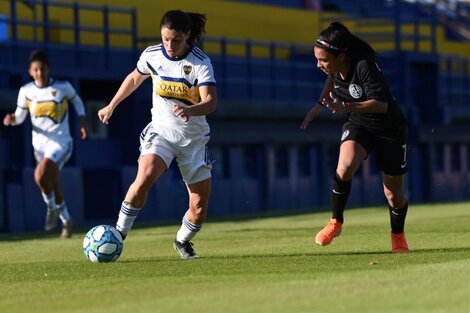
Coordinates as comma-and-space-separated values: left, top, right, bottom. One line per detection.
0, 0, 469, 232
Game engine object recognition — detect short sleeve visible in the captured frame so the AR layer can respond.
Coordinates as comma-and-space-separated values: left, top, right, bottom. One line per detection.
197, 58, 216, 87
63, 81, 78, 100
16, 86, 28, 109
136, 49, 150, 75
357, 60, 386, 101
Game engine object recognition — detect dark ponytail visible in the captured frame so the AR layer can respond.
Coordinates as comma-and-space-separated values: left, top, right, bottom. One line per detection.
160, 10, 207, 44
315, 22, 376, 61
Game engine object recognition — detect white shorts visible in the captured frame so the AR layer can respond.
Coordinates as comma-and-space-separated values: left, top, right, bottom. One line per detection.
32, 135, 73, 169
139, 123, 212, 184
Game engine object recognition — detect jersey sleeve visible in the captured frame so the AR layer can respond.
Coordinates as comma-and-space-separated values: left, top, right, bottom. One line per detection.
136, 48, 152, 75
12, 86, 29, 125
197, 58, 216, 87
357, 60, 387, 101
64, 81, 86, 116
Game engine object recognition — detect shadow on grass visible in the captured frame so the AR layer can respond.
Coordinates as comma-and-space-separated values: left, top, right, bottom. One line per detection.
114, 246, 470, 265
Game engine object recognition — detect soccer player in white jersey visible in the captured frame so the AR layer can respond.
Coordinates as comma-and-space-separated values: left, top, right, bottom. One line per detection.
3, 50, 88, 238
98, 10, 217, 259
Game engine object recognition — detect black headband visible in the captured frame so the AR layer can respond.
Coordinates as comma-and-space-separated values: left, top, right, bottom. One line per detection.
315, 39, 345, 51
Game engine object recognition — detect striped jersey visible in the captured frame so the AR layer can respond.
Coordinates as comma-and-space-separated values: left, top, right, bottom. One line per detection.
136, 44, 216, 146
13, 79, 85, 142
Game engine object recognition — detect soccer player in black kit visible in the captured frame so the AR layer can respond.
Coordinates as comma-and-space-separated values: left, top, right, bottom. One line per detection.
301, 22, 410, 253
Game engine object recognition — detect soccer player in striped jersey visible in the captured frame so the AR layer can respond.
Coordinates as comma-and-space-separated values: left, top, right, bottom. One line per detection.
98, 10, 217, 259
3, 50, 88, 238
301, 22, 410, 253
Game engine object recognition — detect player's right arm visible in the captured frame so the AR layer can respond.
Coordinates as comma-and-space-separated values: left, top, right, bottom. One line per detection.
98, 69, 149, 124
3, 87, 28, 127
300, 75, 333, 129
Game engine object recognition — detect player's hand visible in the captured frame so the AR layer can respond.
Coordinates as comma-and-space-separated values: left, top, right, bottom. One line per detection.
98, 105, 114, 124
172, 104, 190, 122
3, 113, 15, 126
300, 103, 322, 129
324, 91, 351, 114
79, 116, 88, 140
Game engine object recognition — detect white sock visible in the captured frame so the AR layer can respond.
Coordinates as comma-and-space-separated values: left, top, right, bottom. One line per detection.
176, 217, 202, 243
116, 201, 141, 236
42, 192, 56, 211
57, 202, 71, 224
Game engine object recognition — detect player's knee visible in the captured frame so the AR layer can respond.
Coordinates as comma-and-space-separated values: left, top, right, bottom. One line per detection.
336, 165, 355, 181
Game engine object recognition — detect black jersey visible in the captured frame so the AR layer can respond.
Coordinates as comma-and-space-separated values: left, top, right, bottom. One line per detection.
332, 58, 406, 134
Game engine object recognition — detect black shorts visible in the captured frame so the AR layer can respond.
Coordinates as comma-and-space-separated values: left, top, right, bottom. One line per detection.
340, 122, 408, 176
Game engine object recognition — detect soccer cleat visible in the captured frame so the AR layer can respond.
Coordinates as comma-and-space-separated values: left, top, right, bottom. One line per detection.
315, 218, 343, 246
391, 232, 410, 253
117, 230, 126, 241
44, 209, 61, 231
173, 239, 198, 260
61, 220, 73, 238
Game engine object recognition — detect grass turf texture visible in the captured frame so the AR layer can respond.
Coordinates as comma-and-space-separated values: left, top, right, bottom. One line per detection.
1, 202, 469, 313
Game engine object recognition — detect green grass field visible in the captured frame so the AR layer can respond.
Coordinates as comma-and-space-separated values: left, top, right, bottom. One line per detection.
1, 202, 469, 313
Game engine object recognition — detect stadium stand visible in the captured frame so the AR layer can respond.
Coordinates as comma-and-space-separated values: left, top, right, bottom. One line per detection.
0, 0, 469, 232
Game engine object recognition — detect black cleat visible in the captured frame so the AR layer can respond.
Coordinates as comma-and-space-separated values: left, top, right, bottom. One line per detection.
173, 239, 198, 260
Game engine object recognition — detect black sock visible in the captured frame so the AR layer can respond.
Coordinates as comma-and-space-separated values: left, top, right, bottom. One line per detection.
329, 175, 351, 223
389, 202, 408, 234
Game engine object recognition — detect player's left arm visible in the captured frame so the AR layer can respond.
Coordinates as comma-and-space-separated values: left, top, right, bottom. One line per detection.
66, 82, 88, 139
173, 85, 217, 122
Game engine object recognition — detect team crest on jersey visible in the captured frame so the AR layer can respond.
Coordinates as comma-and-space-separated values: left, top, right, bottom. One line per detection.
341, 129, 350, 141
349, 84, 363, 99
51, 90, 57, 97
183, 65, 192, 75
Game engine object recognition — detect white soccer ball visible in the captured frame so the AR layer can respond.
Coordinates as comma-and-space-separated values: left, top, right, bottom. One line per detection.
83, 225, 124, 263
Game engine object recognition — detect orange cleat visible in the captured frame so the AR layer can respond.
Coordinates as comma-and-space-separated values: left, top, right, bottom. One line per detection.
315, 218, 342, 246
391, 232, 410, 253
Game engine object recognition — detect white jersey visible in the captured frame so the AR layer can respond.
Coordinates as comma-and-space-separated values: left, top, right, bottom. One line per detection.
13, 79, 86, 145
136, 44, 216, 146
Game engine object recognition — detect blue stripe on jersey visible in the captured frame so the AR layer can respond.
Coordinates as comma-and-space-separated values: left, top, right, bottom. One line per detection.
191, 49, 207, 61
191, 46, 207, 61
147, 62, 159, 76
162, 96, 194, 107
160, 76, 192, 88
145, 44, 162, 52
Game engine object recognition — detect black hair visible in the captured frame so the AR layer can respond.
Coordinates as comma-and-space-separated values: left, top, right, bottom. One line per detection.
29, 49, 49, 66
160, 10, 207, 44
315, 22, 377, 61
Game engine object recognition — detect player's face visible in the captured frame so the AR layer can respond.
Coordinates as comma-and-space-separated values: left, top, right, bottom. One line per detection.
314, 46, 343, 75
161, 27, 190, 58
28, 60, 50, 87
